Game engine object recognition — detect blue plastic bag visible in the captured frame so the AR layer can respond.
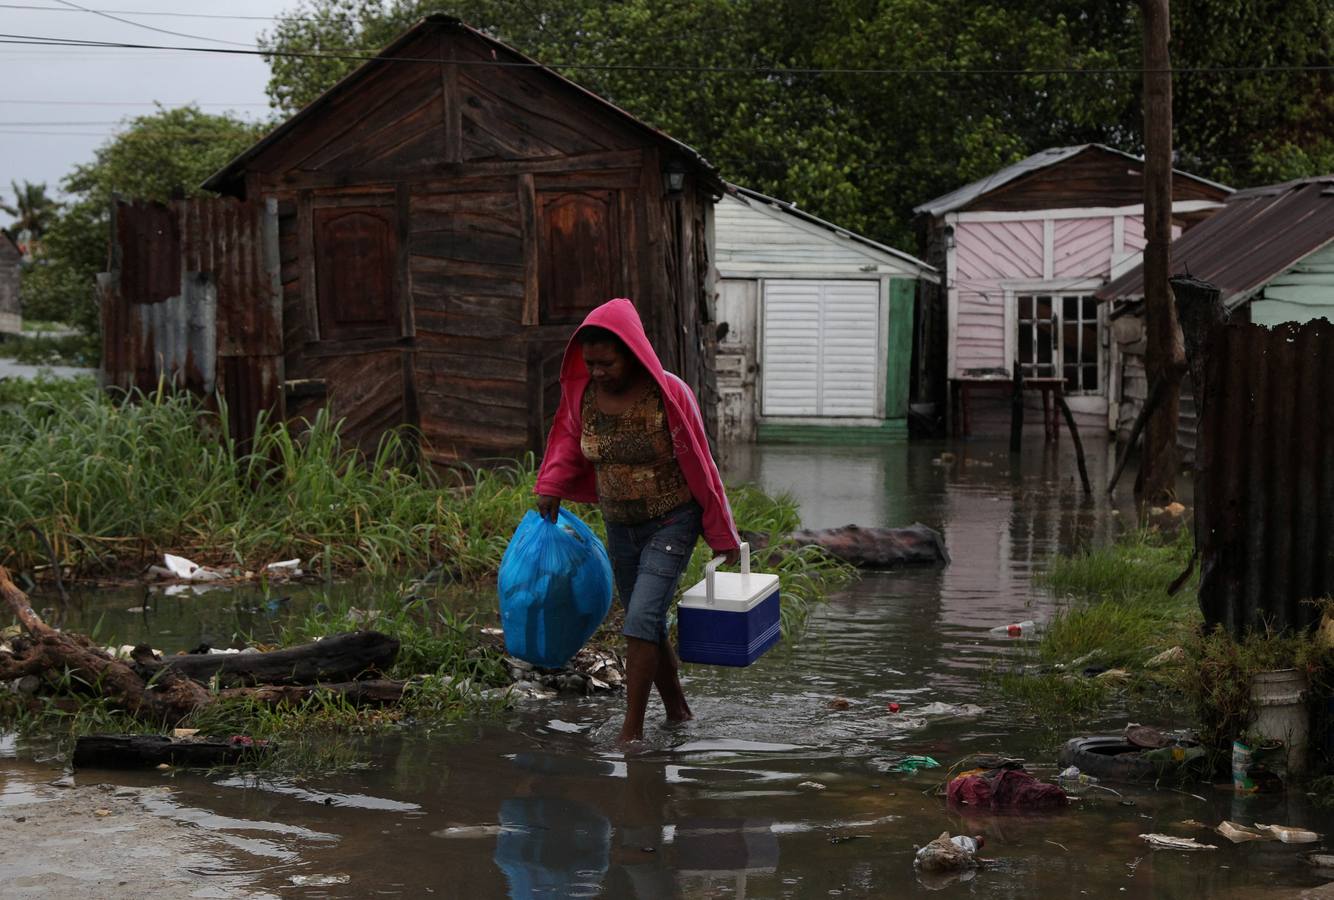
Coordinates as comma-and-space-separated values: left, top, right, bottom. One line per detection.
498, 509, 612, 669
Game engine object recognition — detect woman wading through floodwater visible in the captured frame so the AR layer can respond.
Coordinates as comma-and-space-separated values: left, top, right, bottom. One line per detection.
535, 299, 740, 746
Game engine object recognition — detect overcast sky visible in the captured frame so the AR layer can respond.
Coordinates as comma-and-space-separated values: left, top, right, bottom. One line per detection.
1, 1, 300, 212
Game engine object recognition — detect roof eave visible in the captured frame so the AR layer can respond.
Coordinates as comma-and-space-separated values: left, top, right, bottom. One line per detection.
204, 14, 723, 196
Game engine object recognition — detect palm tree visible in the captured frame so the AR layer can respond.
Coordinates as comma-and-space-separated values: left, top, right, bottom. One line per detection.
1, 180, 59, 242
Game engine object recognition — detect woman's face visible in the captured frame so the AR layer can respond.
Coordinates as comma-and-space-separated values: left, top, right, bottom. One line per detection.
583, 341, 632, 391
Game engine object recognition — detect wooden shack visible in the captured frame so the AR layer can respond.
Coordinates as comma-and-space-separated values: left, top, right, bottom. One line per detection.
713, 186, 937, 445
199, 15, 722, 462
912, 144, 1230, 436
0, 232, 20, 336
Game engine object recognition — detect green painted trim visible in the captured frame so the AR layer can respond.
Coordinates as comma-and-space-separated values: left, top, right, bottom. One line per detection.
758, 420, 908, 445
885, 278, 916, 419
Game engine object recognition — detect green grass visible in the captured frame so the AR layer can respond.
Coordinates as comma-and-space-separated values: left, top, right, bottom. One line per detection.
993, 528, 1200, 733
1037, 528, 1199, 669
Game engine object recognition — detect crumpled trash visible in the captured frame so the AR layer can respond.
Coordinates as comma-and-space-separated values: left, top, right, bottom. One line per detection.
917, 702, 986, 719
914, 831, 982, 873
948, 767, 1068, 809
288, 875, 351, 886
1255, 823, 1320, 844
1216, 821, 1267, 843
265, 559, 302, 575
1140, 833, 1216, 851
163, 553, 226, 582
890, 755, 941, 773
1145, 646, 1186, 668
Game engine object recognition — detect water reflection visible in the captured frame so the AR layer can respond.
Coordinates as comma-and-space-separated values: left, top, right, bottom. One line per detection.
494, 796, 610, 898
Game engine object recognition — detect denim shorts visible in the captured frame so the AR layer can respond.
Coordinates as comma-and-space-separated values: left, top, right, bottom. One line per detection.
604, 502, 703, 643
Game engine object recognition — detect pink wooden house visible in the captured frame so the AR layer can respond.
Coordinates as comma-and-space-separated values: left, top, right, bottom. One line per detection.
914, 145, 1229, 434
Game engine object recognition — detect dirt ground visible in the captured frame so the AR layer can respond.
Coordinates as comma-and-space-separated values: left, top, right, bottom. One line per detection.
0, 764, 272, 899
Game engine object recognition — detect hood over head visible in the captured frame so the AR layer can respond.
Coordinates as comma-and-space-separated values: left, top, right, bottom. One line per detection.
560, 298, 665, 384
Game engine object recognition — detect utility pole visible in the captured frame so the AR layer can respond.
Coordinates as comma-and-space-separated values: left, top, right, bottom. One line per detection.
1135, 0, 1185, 505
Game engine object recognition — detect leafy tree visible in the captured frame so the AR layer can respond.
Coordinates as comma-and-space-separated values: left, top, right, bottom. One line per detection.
21, 106, 264, 334
1, 180, 60, 249
260, 0, 1332, 251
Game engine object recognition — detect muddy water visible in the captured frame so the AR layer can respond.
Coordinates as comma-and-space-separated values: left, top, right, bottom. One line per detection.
6, 437, 1334, 898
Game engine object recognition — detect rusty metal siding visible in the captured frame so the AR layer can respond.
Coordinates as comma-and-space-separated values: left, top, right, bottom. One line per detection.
1099, 178, 1334, 305
1196, 316, 1334, 636
101, 197, 283, 451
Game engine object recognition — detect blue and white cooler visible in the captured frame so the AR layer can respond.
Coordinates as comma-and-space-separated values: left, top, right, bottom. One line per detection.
677, 543, 780, 666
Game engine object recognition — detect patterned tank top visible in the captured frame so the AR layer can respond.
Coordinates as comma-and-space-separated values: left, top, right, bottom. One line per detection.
580, 382, 692, 524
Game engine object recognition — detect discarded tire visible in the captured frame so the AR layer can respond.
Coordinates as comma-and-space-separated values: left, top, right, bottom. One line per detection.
1057, 736, 1186, 783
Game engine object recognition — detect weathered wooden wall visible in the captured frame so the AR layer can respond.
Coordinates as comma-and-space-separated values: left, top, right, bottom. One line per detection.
217, 19, 718, 463
963, 145, 1225, 212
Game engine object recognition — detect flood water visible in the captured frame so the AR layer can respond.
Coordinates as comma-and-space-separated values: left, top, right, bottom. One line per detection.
5, 437, 1332, 898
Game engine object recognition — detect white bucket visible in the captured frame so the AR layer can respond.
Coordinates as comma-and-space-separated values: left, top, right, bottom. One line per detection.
1250, 668, 1309, 776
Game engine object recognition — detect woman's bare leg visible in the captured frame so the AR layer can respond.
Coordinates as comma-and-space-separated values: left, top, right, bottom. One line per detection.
619, 636, 660, 745
653, 638, 692, 722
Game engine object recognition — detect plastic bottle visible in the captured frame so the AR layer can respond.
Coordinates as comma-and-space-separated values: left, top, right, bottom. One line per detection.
1056, 765, 1099, 793
989, 620, 1036, 637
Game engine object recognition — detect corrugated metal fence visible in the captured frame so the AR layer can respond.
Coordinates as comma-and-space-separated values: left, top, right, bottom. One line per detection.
1190, 286, 1334, 635
99, 197, 284, 451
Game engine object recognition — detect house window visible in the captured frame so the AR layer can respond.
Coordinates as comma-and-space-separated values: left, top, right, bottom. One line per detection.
1017, 294, 1102, 394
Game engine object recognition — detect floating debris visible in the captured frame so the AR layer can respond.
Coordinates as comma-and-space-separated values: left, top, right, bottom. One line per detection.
1215, 821, 1267, 843
890, 755, 940, 774
1255, 824, 1320, 844
1140, 834, 1216, 851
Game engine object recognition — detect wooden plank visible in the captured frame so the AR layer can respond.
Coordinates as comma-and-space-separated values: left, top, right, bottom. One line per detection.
885, 278, 917, 418
297, 189, 319, 342
442, 45, 461, 164
533, 167, 641, 191
414, 308, 524, 340
416, 348, 526, 382
397, 184, 415, 339
311, 191, 396, 209
267, 150, 645, 191
518, 172, 538, 325
302, 335, 413, 358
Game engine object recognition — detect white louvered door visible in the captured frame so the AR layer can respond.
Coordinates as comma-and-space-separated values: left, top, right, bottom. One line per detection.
761, 280, 880, 417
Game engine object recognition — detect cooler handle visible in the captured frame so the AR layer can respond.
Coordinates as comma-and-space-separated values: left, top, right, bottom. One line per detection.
705, 542, 750, 604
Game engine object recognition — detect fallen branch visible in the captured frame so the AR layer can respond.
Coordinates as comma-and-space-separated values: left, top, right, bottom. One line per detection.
1, 565, 211, 723
1055, 396, 1092, 495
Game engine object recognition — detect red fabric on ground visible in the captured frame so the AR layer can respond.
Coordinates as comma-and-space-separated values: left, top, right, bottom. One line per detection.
947, 768, 1068, 809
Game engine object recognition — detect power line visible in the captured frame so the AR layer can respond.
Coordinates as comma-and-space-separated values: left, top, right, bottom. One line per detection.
0, 3, 285, 19
45, 0, 256, 48
0, 98, 269, 106
1, 31, 1331, 77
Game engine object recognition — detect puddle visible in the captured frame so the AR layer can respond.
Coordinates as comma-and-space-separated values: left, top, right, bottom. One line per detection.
6, 438, 1333, 897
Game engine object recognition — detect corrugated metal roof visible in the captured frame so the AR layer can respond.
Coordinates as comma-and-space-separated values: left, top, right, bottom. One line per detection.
1096, 177, 1334, 306
729, 184, 938, 282
204, 14, 721, 195
913, 143, 1232, 218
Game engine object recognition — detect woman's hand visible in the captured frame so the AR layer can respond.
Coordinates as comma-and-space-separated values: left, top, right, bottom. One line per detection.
723, 547, 741, 566
536, 494, 562, 523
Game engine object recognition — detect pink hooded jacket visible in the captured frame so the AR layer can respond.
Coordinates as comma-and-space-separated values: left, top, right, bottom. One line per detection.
534, 299, 741, 554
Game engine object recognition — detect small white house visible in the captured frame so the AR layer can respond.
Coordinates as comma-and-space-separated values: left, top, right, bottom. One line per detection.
713, 186, 937, 445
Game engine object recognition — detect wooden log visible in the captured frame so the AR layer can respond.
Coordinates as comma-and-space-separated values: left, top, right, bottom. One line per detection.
1056, 395, 1093, 494
138, 631, 400, 687
72, 734, 272, 770
0, 566, 211, 723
